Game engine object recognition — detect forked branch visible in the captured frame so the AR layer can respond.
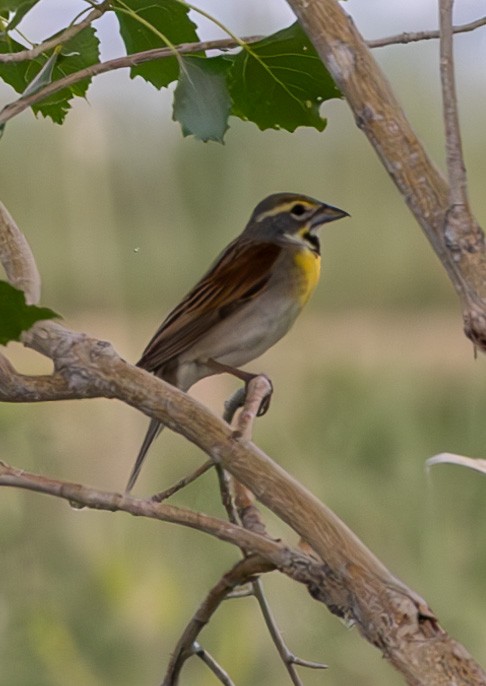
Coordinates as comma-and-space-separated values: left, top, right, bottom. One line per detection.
161, 556, 273, 686
287, 0, 486, 350
1, 178, 485, 682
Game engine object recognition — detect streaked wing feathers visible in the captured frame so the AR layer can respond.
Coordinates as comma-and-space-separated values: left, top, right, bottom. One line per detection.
137, 240, 282, 373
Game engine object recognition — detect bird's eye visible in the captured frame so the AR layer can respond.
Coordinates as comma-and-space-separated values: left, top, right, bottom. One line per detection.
290, 203, 307, 217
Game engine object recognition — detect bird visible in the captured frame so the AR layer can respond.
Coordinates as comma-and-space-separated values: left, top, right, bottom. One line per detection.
126, 192, 349, 491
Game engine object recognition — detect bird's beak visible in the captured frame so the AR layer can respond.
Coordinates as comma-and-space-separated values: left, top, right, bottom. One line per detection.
310, 204, 350, 230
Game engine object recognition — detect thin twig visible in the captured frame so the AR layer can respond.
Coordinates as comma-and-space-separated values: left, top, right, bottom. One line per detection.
0, 4, 108, 63
194, 643, 236, 686
252, 579, 328, 682
0, 461, 284, 559
151, 460, 214, 502
0, 14, 485, 128
224, 380, 322, 685
215, 463, 240, 525
0, 36, 263, 126
368, 15, 486, 48
426, 452, 486, 475
439, 0, 469, 207
161, 556, 273, 686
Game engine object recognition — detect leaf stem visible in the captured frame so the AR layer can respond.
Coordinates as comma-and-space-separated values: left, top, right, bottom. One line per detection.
113, 0, 180, 60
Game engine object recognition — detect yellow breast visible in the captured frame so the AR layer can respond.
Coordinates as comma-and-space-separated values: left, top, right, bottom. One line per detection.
293, 248, 321, 306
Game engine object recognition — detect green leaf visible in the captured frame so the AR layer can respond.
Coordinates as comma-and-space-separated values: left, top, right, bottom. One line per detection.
0, 0, 40, 31
0, 26, 100, 124
23, 51, 58, 97
228, 22, 341, 133
31, 27, 100, 124
0, 281, 59, 345
115, 0, 199, 89
173, 56, 231, 142
0, 34, 30, 92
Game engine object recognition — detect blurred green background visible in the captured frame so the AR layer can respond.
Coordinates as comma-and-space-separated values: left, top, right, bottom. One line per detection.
1, 2, 486, 684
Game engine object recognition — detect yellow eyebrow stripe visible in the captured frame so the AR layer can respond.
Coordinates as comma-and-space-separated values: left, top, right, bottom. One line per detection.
255, 200, 316, 222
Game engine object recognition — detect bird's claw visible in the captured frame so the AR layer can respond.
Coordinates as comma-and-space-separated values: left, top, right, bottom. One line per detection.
245, 374, 273, 416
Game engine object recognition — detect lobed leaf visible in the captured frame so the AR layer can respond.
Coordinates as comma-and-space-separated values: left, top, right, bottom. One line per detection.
228, 23, 341, 133
0, 33, 30, 92
115, 0, 199, 89
0, 26, 100, 124
31, 27, 100, 124
0, 0, 39, 31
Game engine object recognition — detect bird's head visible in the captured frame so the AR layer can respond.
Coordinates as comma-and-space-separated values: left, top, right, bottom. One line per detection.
243, 192, 349, 254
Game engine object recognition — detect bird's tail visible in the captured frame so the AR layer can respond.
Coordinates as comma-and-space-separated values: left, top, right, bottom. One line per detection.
125, 417, 164, 493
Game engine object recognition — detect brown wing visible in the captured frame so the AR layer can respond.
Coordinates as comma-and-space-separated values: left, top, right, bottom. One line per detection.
137, 239, 282, 373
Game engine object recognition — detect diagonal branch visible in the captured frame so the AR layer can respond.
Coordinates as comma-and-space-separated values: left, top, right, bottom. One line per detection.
0, 36, 263, 127
1, 204, 485, 683
151, 460, 214, 502
2, 15, 485, 131
0, 461, 283, 560
287, 0, 486, 353
192, 645, 235, 686
161, 556, 272, 686
252, 581, 327, 676
0, 4, 108, 63
223, 380, 323, 686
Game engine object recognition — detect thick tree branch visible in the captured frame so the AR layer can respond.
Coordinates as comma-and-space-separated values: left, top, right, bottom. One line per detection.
162, 380, 310, 686
3, 4, 484, 352
439, 0, 486, 350
0, 355, 93, 402
224, 380, 321, 686
0, 202, 40, 304
288, 0, 486, 353
1, 202, 485, 684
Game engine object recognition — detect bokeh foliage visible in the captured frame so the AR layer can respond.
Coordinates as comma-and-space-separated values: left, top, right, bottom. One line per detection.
0, 2, 485, 684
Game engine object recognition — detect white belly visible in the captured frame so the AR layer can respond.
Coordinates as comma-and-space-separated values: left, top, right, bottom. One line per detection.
176, 289, 302, 387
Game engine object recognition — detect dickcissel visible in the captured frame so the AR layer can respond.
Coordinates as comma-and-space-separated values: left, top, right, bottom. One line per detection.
126, 192, 348, 491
